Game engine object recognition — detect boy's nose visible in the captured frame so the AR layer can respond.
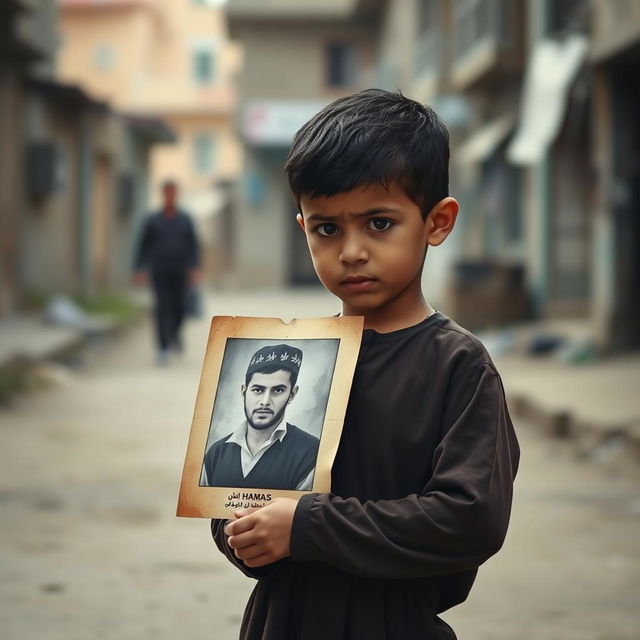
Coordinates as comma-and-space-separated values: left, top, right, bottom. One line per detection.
339, 234, 368, 264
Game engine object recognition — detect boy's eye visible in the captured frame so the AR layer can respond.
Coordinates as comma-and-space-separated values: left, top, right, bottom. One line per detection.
369, 218, 393, 231
316, 223, 339, 236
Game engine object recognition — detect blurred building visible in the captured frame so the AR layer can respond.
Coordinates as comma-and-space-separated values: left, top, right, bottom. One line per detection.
0, 0, 172, 318
226, 0, 640, 352
589, 0, 640, 352
226, 0, 380, 286
58, 0, 243, 280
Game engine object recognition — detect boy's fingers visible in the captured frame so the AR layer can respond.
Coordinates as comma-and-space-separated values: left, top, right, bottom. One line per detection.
227, 529, 260, 550
234, 507, 260, 519
225, 513, 258, 536
234, 543, 264, 561
243, 554, 274, 568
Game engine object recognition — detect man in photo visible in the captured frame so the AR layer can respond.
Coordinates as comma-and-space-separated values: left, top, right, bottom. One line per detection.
202, 344, 319, 490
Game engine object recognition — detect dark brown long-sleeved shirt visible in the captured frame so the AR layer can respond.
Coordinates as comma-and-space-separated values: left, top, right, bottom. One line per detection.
212, 312, 520, 640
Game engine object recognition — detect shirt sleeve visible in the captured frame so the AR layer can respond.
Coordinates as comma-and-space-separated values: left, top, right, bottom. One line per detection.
133, 216, 152, 271
289, 363, 520, 580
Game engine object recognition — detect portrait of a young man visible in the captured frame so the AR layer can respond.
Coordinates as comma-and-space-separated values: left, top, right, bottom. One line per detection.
201, 343, 320, 490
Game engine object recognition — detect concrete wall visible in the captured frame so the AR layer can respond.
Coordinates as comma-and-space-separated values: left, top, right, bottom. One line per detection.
237, 22, 372, 100
0, 68, 26, 315
232, 18, 373, 287
235, 148, 292, 287
22, 93, 81, 296
150, 113, 242, 197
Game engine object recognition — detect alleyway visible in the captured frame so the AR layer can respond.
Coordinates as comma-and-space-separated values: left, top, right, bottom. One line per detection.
1, 290, 638, 640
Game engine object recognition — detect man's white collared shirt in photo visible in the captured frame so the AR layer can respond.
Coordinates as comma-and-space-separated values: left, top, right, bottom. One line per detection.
202, 421, 314, 490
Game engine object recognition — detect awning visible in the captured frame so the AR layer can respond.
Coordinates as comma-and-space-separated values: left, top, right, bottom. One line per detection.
123, 114, 176, 144
26, 78, 110, 112
456, 113, 515, 166
507, 34, 588, 165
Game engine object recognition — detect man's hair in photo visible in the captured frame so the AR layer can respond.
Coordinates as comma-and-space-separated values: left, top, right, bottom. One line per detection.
285, 88, 450, 219
245, 364, 299, 389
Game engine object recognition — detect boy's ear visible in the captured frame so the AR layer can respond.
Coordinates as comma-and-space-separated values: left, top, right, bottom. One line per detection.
425, 197, 459, 247
296, 213, 305, 232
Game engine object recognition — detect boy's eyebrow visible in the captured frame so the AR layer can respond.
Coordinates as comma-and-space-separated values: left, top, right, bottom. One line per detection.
305, 207, 400, 222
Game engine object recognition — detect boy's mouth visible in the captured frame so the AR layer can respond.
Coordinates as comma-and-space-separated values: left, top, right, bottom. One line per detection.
340, 276, 377, 291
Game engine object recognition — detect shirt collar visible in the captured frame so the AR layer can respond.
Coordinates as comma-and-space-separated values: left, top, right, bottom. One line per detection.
226, 420, 288, 456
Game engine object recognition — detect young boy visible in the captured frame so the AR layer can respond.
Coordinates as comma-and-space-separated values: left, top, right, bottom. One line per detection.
213, 89, 520, 640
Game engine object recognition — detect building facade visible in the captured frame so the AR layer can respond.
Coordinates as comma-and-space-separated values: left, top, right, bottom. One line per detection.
226, 0, 380, 287
0, 0, 172, 316
58, 0, 242, 280
225, 0, 640, 351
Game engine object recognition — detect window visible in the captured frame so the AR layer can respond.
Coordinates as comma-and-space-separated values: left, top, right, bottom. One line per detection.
454, 0, 495, 58
326, 41, 359, 87
92, 44, 117, 70
193, 133, 216, 174
191, 39, 216, 85
193, 50, 214, 84
546, 0, 588, 36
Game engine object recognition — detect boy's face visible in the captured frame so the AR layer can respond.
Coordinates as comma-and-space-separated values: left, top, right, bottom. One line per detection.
298, 183, 441, 316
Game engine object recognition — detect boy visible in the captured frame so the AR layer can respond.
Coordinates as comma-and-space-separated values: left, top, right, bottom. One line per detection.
212, 89, 520, 639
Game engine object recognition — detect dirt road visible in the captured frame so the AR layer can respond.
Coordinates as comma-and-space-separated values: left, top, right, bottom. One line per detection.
1, 291, 638, 639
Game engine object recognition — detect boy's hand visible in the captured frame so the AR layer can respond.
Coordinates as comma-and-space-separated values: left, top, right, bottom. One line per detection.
224, 498, 297, 568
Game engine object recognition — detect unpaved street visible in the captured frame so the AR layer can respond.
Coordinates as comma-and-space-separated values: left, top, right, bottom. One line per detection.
1, 290, 638, 639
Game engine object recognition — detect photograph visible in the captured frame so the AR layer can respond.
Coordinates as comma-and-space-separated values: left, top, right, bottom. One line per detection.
177, 315, 363, 518
199, 338, 339, 490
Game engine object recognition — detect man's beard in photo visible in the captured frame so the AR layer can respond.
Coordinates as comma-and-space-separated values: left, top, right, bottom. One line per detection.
245, 400, 289, 431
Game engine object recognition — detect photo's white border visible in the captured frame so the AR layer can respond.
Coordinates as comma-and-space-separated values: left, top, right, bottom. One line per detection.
177, 315, 363, 518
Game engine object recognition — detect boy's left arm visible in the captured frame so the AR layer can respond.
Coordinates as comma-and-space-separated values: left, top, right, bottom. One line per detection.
226, 363, 520, 579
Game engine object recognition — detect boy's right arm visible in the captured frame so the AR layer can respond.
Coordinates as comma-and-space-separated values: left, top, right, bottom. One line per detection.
211, 519, 280, 579
288, 363, 520, 580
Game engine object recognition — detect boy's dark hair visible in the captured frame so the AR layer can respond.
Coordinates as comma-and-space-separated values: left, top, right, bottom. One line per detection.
285, 88, 450, 218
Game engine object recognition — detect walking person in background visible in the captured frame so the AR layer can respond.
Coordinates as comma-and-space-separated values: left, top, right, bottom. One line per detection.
133, 179, 201, 365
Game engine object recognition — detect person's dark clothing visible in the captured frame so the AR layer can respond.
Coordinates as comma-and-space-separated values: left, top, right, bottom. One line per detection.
212, 312, 520, 640
151, 270, 188, 352
134, 209, 199, 274
203, 424, 319, 490
134, 210, 199, 351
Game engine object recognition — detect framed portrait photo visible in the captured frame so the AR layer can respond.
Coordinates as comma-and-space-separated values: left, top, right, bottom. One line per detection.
177, 315, 363, 518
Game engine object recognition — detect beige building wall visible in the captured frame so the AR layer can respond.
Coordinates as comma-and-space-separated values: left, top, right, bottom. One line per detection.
151, 114, 241, 194
58, 7, 149, 104
59, 0, 242, 281
59, 0, 241, 183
